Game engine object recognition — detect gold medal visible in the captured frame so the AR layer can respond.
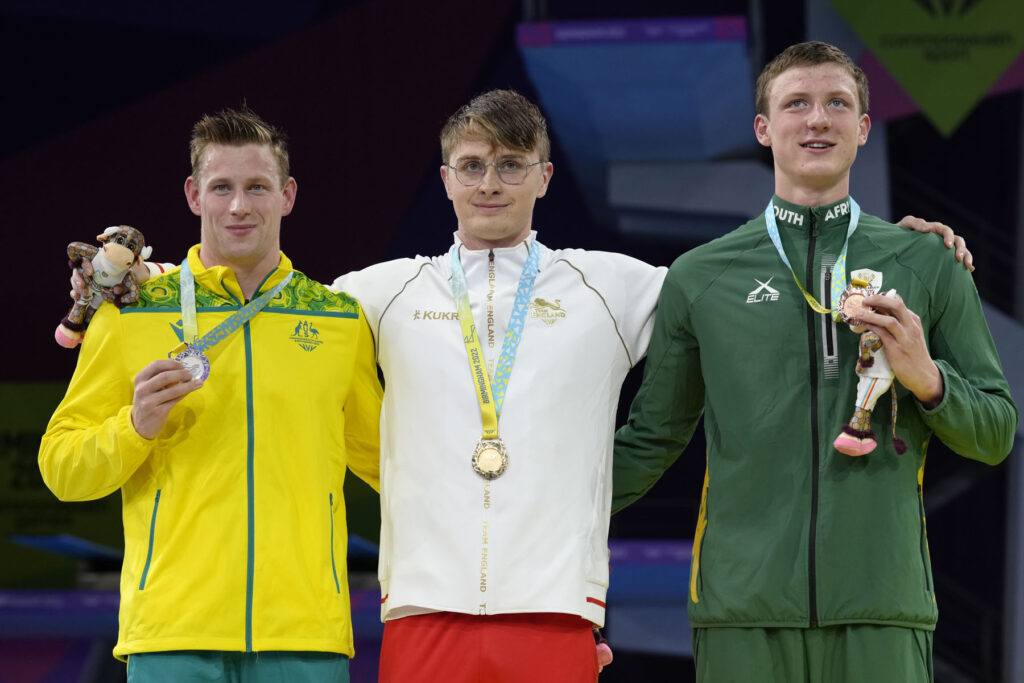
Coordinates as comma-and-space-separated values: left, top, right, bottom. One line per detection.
472, 439, 508, 480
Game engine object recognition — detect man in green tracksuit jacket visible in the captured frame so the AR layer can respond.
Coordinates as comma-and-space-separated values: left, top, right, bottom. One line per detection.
613, 41, 1017, 683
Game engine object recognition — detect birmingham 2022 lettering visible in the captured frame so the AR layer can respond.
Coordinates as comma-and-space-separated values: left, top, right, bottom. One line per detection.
470, 347, 490, 404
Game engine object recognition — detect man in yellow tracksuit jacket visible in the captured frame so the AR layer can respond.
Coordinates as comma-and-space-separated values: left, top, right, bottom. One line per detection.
39, 107, 381, 682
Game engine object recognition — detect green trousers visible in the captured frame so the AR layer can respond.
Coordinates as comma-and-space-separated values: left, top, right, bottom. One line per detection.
694, 625, 933, 683
126, 650, 349, 683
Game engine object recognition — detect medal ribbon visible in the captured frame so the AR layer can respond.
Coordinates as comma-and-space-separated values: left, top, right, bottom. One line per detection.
764, 197, 860, 321
177, 258, 292, 353
450, 241, 540, 440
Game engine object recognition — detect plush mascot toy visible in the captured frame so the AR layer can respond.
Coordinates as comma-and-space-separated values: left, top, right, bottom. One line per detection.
832, 270, 908, 457
55, 226, 153, 348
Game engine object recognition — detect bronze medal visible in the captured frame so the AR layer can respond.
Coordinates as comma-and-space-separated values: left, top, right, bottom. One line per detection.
836, 283, 876, 326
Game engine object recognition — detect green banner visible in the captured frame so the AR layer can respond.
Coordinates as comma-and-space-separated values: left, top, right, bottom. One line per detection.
831, 0, 1024, 135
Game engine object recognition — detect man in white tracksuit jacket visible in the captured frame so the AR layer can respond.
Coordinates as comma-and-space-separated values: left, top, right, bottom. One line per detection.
334, 89, 665, 682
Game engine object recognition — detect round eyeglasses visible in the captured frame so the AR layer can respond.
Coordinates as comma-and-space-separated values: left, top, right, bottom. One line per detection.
446, 159, 544, 186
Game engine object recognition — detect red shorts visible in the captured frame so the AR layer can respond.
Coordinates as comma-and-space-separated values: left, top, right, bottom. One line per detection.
379, 611, 599, 683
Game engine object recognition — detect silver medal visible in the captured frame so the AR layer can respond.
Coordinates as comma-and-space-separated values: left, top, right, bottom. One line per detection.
173, 345, 210, 381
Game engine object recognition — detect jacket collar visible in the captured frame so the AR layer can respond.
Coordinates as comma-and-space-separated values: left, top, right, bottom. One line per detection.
184, 244, 294, 303
771, 195, 853, 232
452, 231, 537, 261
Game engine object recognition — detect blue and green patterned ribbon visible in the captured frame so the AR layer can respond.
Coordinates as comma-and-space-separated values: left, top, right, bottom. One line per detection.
449, 241, 540, 440
764, 196, 860, 321
178, 258, 292, 353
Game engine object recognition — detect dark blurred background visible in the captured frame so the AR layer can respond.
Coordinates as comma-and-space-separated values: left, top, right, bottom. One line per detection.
1, 0, 1022, 681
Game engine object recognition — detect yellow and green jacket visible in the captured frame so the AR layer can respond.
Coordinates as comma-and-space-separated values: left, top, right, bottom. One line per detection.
39, 246, 382, 660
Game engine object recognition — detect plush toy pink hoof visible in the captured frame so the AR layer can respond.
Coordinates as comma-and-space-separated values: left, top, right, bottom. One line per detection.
833, 433, 876, 456
55, 326, 82, 348
597, 642, 613, 672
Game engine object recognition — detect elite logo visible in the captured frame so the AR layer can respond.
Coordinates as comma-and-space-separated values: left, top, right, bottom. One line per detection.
290, 320, 323, 352
747, 277, 780, 304
529, 298, 567, 326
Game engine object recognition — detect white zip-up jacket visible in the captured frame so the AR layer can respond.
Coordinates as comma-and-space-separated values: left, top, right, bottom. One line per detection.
333, 233, 665, 625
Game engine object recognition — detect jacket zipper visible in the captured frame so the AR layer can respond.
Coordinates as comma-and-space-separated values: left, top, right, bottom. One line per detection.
235, 272, 277, 652
823, 266, 834, 357
208, 275, 273, 653
243, 320, 255, 652
806, 211, 821, 628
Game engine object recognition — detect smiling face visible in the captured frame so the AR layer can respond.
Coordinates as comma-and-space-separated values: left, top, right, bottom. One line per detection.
754, 62, 871, 206
440, 136, 553, 250
184, 143, 296, 279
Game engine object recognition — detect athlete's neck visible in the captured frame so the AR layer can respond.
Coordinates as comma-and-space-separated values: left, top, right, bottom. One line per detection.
198, 248, 280, 300
457, 228, 532, 251
774, 176, 851, 208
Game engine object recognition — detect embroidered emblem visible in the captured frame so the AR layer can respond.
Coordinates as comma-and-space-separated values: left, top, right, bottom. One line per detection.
528, 298, 567, 326
746, 277, 780, 304
290, 320, 323, 352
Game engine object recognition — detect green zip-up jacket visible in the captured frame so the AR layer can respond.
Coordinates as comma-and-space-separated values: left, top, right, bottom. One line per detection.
613, 196, 1017, 630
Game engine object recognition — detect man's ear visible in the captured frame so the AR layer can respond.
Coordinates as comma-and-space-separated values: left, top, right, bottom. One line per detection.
754, 114, 771, 148
280, 177, 297, 216
184, 177, 202, 216
440, 165, 455, 200
858, 113, 872, 147
535, 162, 554, 199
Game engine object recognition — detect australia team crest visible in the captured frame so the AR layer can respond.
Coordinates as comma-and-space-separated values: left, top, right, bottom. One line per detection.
290, 320, 323, 352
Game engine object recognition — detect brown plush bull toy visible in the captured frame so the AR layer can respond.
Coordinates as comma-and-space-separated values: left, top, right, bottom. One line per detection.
55, 226, 152, 348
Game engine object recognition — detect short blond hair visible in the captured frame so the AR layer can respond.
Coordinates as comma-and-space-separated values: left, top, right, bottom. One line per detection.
189, 106, 290, 187
440, 89, 551, 163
